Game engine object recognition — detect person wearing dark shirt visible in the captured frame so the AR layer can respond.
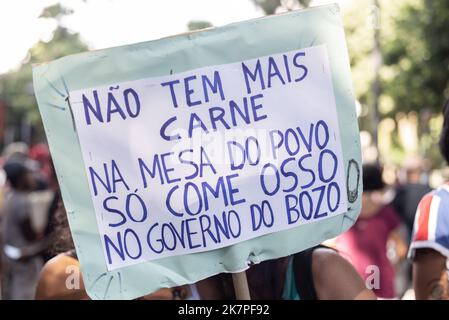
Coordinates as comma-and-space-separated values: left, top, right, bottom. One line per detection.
392, 158, 432, 240
409, 99, 449, 300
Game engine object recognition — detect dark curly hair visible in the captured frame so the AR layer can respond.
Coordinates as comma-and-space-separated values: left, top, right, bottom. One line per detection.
439, 98, 449, 164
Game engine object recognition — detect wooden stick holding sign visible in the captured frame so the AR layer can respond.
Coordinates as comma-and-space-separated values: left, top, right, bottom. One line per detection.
232, 271, 251, 300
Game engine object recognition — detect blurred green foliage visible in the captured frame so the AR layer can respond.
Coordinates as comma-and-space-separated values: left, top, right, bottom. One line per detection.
39, 3, 73, 19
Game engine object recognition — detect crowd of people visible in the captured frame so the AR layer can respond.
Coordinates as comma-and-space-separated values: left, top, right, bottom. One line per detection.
1, 100, 449, 300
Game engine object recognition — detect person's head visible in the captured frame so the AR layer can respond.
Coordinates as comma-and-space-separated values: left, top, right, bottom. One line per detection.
439, 98, 449, 164
361, 164, 385, 217
3, 160, 36, 191
363, 164, 385, 192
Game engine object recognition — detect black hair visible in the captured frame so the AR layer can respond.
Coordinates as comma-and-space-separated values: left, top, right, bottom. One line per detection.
50, 201, 75, 255
3, 161, 28, 189
439, 98, 449, 164
362, 164, 385, 192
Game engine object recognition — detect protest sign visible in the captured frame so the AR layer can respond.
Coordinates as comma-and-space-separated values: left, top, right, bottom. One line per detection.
33, 4, 362, 299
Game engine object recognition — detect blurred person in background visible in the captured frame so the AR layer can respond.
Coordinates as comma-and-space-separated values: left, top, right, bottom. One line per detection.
1, 158, 47, 299
1, 142, 56, 264
409, 98, 449, 300
29, 142, 57, 191
2, 142, 29, 164
335, 164, 408, 299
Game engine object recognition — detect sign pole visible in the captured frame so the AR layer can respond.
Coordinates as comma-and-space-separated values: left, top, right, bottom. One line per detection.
232, 271, 251, 300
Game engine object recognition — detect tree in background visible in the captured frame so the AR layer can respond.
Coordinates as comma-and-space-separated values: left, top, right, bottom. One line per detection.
252, 0, 311, 15
0, 3, 88, 145
1, 0, 448, 169
343, 0, 449, 167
